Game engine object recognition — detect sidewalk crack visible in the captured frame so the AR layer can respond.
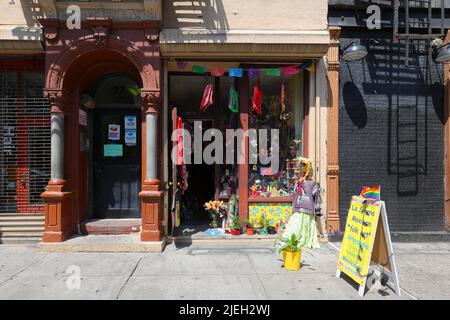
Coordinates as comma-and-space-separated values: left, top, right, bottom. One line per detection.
115, 256, 142, 300
0, 253, 49, 287
247, 254, 270, 300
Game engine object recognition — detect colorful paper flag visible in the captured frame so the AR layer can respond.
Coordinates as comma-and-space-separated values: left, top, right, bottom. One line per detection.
301, 61, 315, 72
210, 67, 225, 77
192, 65, 209, 74
176, 61, 188, 70
266, 68, 281, 77
229, 68, 243, 78
248, 68, 261, 78
360, 186, 381, 201
282, 66, 300, 76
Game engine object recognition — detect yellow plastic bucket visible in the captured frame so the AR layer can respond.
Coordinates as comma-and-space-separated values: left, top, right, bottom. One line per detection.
284, 250, 302, 271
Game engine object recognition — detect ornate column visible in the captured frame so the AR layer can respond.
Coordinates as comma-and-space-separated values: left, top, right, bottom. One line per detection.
41, 89, 73, 242
139, 90, 164, 242
326, 26, 341, 234
49, 92, 65, 184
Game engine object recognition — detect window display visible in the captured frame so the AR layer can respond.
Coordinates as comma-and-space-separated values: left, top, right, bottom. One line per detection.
248, 72, 304, 199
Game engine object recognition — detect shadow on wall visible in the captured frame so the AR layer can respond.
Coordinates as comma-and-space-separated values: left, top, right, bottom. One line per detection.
343, 34, 444, 198
163, 0, 230, 42
11, 0, 43, 40
343, 81, 368, 129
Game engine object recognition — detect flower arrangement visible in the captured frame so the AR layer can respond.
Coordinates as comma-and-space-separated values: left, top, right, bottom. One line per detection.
204, 200, 226, 229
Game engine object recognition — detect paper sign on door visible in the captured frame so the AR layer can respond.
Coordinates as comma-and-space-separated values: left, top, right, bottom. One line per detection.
104, 144, 123, 157
108, 124, 120, 141
125, 116, 137, 130
125, 130, 137, 146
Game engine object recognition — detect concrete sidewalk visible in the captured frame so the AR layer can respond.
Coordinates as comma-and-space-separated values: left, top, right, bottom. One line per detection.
0, 241, 447, 300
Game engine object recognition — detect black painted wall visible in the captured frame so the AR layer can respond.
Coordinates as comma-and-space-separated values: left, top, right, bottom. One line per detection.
337, 29, 445, 232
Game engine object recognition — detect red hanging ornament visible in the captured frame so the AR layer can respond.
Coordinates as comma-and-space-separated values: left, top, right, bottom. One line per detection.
252, 83, 263, 115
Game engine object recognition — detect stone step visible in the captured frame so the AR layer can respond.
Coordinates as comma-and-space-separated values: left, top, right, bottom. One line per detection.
0, 215, 44, 244
0, 226, 44, 232
81, 219, 141, 235
0, 237, 42, 244
0, 220, 45, 227
0, 231, 44, 237
0, 215, 44, 221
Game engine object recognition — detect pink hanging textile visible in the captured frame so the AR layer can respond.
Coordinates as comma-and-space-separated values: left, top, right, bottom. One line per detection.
200, 83, 214, 112
176, 117, 184, 166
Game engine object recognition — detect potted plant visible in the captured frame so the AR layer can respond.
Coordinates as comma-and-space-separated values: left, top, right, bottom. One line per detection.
246, 220, 255, 236
204, 200, 226, 229
277, 234, 302, 271
256, 216, 269, 235
231, 215, 241, 236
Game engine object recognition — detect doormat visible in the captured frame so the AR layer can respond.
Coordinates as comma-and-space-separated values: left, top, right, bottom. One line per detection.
203, 229, 225, 236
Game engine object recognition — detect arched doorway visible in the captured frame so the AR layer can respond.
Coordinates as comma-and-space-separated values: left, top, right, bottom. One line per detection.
40, 22, 163, 243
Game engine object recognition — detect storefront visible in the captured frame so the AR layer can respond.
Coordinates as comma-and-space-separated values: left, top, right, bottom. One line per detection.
166, 62, 310, 232
160, 14, 335, 238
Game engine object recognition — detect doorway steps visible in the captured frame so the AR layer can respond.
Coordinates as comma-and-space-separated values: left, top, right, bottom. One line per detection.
0, 214, 45, 244
81, 219, 141, 235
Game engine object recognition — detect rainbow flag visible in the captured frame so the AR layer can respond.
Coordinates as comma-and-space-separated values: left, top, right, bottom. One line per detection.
360, 186, 381, 201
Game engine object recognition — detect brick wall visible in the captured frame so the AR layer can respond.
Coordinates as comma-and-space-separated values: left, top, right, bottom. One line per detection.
338, 29, 445, 232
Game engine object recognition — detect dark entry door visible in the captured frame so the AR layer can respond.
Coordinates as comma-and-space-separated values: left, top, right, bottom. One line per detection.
93, 109, 141, 218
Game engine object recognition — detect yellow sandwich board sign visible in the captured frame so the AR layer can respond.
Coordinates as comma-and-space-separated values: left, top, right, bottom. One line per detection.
336, 196, 401, 297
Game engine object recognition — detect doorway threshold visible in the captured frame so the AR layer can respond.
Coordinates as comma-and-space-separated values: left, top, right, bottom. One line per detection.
81, 219, 141, 235
173, 224, 278, 245
39, 233, 165, 253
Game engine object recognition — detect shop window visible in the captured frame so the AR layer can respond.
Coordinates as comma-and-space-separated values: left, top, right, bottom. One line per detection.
248, 72, 304, 199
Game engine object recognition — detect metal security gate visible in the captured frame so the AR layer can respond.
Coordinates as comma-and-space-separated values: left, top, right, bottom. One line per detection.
0, 65, 50, 215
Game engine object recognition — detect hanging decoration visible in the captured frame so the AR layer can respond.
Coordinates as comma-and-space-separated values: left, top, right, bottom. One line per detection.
228, 68, 243, 78
301, 61, 315, 72
176, 117, 184, 166
210, 67, 225, 77
248, 68, 261, 78
200, 83, 214, 112
282, 66, 300, 76
192, 64, 209, 74
228, 83, 239, 113
280, 82, 287, 114
186, 61, 314, 77
176, 61, 188, 70
251, 82, 263, 115
266, 68, 282, 77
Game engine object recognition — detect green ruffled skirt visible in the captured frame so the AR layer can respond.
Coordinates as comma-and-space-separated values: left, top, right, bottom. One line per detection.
278, 211, 320, 249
